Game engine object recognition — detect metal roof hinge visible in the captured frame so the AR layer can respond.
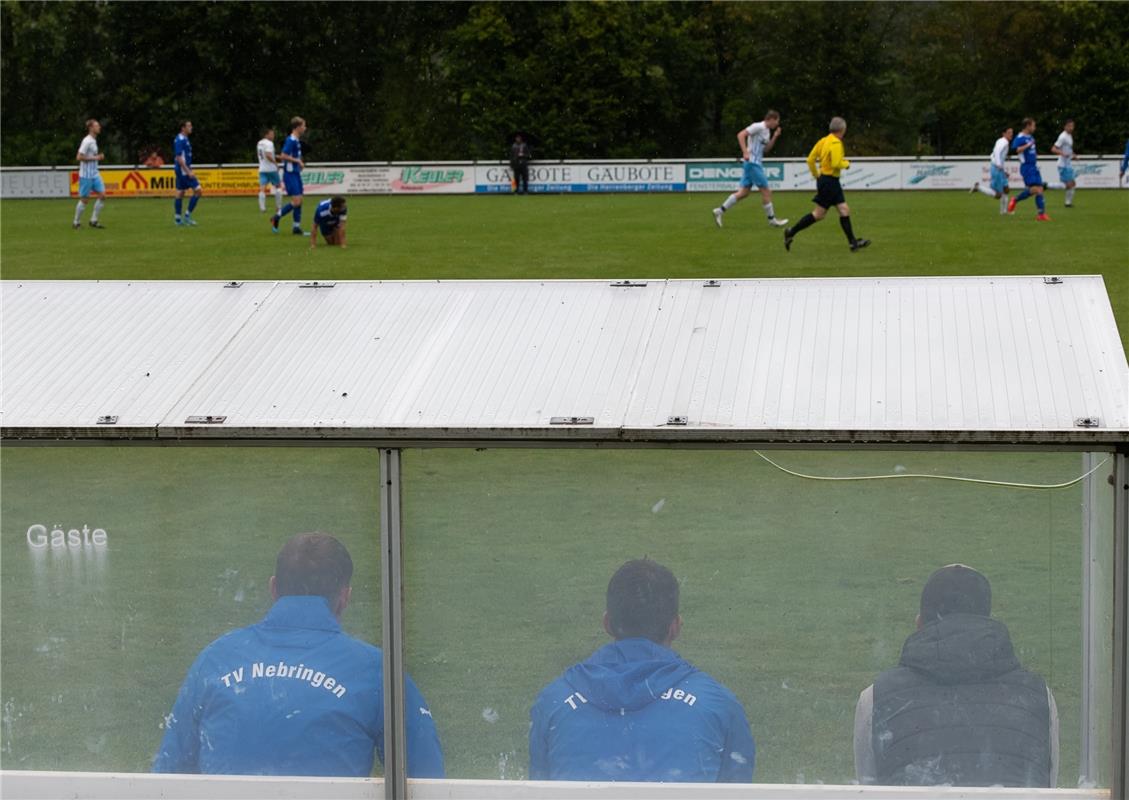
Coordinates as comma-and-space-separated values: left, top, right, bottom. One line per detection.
1075, 417, 1100, 428
610, 281, 648, 288
667, 416, 688, 425
185, 415, 227, 424
300, 281, 336, 289
1044, 276, 1063, 285
223, 281, 244, 289
703, 280, 721, 288
96, 415, 118, 425
550, 416, 594, 425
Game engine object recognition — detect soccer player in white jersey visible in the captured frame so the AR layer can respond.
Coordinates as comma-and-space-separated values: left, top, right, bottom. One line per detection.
969, 126, 1013, 214
1050, 119, 1077, 207
256, 127, 282, 214
713, 110, 788, 229
73, 119, 107, 229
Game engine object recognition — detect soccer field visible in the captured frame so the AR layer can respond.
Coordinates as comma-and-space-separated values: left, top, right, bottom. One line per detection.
1, 191, 1126, 785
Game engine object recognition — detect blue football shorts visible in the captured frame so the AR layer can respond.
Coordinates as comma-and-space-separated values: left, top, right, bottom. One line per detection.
259, 171, 281, 187
1058, 166, 1075, 184
283, 172, 304, 197
175, 173, 201, 191
740, 161, 769, 189
989, 166, 1008, 194
1020, 166, 1043, 187
78, 176, 105, 197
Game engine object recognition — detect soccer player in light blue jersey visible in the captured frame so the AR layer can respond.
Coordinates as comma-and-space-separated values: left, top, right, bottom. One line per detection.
970, 126, 1012, 215
1050, 120, 1077, 207
73, 119, 107, 229
173, 121, 203, 226
272, 116, 308, 236
713, 110, 788, 229
1006, 118, 1049, 221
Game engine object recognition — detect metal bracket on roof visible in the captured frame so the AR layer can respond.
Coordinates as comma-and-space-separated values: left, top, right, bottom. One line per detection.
185, 415, 227, 424
667, 416, 688, 426
610, 281, 648, 288
550, 416, 594, 425
223, 282, 244, 289
1044, 276, 1063, 285
299, 281, 336, 289
1075, 417, 1101, 428
96, 416, 118, 425
703, 280, 722, 288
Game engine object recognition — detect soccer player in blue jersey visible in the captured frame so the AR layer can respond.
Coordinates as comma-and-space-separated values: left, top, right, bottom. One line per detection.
1006, 118, 1050, 221
173, 121, 203, 226
310, 196, 348, 249
1120, 139, 1129, 187
713, 110, 788, 228
73, 119, 107, 229
272, 117, 308, 236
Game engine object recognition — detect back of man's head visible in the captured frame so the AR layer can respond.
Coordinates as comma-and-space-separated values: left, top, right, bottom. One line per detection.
606, 559, 679, 644
274, 532, 353, 606
829, 116, 847, 133
919, 563, 991, 624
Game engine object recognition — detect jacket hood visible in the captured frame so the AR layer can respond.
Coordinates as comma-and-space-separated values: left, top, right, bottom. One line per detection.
562, 638, 698, 712
899, 613, 1021, 684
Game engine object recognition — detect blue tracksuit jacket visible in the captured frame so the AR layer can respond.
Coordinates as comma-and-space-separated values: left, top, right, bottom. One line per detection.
152, 595, 444, 777
529, 638, 755, 782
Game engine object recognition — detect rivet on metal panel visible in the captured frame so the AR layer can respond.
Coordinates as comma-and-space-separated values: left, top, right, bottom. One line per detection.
1075, 417, 1101, 428
185, 415, 228, 424
550, 416, 595, 425
223, 282, 244, 288
299, 281, 337, 289
610, 281, 648, 288
667, 416, 688, 425
96, 416, 118, 425
703, 280, 721, 288
1044, 276, 1063, 285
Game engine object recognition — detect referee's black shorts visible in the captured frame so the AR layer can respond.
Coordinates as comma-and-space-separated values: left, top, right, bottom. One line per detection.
813, 175, 846, 209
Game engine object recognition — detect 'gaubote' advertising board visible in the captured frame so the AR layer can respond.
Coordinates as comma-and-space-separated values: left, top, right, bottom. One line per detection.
475, 163, 686, 193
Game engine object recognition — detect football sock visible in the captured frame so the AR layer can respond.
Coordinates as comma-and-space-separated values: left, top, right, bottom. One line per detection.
721, 194, 738, 212
839, 215, 857, 244
91, 199, 104, 223
293, 206, 302, 225
763, 202, 776, 220
1065, 188, 1075, 205
999, 195, 1009, 214
977, 184, 997, 197
1015, 189, 1031, 203
1035, 194, 1045, 213
74, 201, 86, 224
790, 213, 818, 234
188, 194, 199, 213
275, 188, 283, 212
1046, 181, 1065, 190
258, 190, 266, 212
278, 203, 293, 220
174, 197, 183, 218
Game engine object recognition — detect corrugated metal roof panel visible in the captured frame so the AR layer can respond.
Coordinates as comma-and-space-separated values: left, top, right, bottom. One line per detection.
2, 277, 1125, 443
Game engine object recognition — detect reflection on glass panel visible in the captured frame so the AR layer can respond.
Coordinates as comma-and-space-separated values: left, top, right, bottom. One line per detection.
0, 447, 388, 776
401, 448, 1113, 788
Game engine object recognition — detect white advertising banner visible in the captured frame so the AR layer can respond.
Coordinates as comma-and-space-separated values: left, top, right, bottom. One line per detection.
1, 169, 70, 198
902, 161, 983, 190
475, 162, 685, 193
302, 164, 476, 195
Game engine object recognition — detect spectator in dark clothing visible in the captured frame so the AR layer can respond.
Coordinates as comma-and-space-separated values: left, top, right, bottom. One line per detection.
510, 134, 532, 194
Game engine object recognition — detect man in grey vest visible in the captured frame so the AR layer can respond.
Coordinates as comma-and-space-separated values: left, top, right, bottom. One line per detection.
854, 564, 1059, 786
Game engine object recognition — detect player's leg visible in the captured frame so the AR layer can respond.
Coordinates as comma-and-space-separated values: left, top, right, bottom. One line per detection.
1061, 167, 1077, 207
714, 166, 756, 226
1032, 183, 1049, 220
835, 200, 869, 251
290, 192, 306, 235
757, 179, 787, 227
74, 179, 91, 228
184, 181, 202, 225
258, 173, 268, 212
174, 188, 185, 224
88, 178, 106, 228
323, 227, 345, 247
783, 183, 829, 251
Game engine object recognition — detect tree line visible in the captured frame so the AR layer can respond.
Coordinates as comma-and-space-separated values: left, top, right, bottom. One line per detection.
2, 1, 1126, 167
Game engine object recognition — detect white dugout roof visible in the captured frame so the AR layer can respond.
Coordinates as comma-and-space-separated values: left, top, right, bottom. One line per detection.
1, 277, 1126, 444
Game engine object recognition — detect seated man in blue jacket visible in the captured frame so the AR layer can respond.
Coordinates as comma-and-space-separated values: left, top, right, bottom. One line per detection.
153, 532, 444, 777
529, 558, 755, 782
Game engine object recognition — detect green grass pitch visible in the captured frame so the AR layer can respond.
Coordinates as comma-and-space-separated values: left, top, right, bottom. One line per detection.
1, 191, 1127, 785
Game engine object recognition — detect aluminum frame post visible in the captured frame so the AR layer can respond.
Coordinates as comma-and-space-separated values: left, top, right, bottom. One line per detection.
1112, 450, 1128, 800
381, 448, 407, 800
1080, 452, 1103, 785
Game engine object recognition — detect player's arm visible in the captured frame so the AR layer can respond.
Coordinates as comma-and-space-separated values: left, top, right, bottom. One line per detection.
829, 138, 849, 171
806, 140, 822, 178
1014, 138, 1033, 154
1051, 140, 1066, 157
404, 675, 445, 778
310, 223, 318, 248
338, 221, 347, 249
151, 659, 206, 773
175, 148, 192, 177
716, 703, 756, 782
527, 701, 551, 780
763, 126, 782, 154
736, 128, 751, 161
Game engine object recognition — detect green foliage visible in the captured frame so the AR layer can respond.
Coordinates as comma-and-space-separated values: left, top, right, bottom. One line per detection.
2, 1, 1128, 163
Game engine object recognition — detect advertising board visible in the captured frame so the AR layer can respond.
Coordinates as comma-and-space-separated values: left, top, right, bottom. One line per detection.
685, 162, 786, 192
68, 168, 260, 197
475, 163, 685, 193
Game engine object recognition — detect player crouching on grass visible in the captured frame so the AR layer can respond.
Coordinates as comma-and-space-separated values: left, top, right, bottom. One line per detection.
310, 196, 347, 249
784, 116, 870, 253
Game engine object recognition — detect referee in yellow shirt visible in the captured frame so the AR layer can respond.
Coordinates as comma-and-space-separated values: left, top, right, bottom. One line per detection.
784, 116, 870, 252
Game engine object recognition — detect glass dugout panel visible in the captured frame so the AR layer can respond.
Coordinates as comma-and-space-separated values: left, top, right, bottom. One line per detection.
0, 446, 384, 777
400, 447, 1115, 789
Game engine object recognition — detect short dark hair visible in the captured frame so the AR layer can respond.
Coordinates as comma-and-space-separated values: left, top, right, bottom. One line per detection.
274, 532, 353, 605
289, 116, 306, 132
179, 120, 191, 132
1063, 118, 1074, 126
330, 195, 346, 210
261, 126, 274, 137
1001, 125, 1013, 135
606, 559, 679, 644
764, 109, 780, 121
920, 563, 991, 623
